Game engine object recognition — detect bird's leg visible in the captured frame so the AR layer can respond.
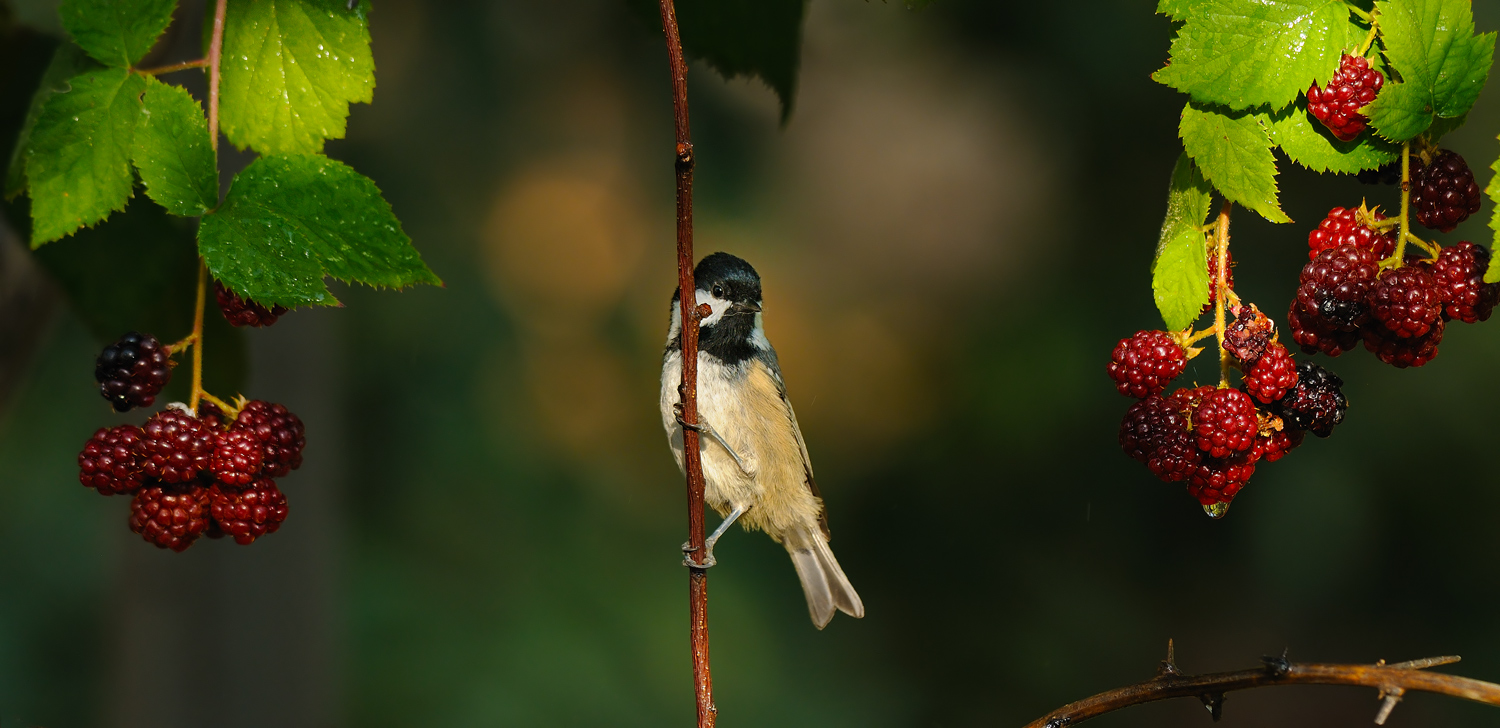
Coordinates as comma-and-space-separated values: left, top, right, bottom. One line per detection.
683, 505, 747, 569
674, 402, 752, 476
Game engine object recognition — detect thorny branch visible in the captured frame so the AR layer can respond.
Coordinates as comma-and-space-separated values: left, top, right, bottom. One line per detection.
655, 0, 715, 726
1025, 642, 1500, 728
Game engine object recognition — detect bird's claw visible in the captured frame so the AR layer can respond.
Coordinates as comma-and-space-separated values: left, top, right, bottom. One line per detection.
683, 551, 717, 570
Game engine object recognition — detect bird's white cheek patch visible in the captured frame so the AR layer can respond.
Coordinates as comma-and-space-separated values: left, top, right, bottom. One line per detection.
750, 314, 771, 350
694, 289, 732, 327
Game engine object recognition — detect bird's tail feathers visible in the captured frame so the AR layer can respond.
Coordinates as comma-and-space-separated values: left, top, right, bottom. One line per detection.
787, 526, 864, 629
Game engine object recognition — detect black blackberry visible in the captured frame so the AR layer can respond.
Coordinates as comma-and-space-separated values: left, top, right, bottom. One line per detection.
1413, 150, 1482, 233
95, 332, 172, 412
1274, 362, 1347, 437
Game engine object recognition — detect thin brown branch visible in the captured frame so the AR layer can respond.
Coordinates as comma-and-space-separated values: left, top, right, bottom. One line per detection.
207, 0, 228, 153
136, 58, 209, 76
656, 0, 714, 726
1025, 649, 1500, 728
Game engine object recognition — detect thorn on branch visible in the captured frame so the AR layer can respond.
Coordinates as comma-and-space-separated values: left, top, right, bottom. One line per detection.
1157, 639, 1182, 678
1374, 687, 1404, 725
1199, 692, 1226, 721
1043, 718, 1070, 728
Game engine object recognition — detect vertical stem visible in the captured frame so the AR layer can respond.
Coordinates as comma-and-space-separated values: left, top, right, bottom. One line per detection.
656, 1, 714, 726
1213, 201, 1232, 387
1393, 142, 1411, 264
189, 260, 207, 411
207, 0, 228, 152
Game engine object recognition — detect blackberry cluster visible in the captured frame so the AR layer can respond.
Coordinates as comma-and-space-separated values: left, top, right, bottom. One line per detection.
95, 333, 173, 412
215, 280, 288, 328
1306, 54, 1383, 141
1111, 306, 1330, 516
1412, 150, 1482, 233
1287, 210, 1499, 369
78, 400, 304, 551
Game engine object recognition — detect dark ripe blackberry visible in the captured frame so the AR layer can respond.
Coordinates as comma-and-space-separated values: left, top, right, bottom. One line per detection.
215, 280, 288, 328
1242, 343, 1297, 404
211, 430, 264, 487
141, 410, 217, 483
209, 479, 289, 545
1224, 305, 1275, 364
1432, 242, 1500, 323
1413, 150, 1482, 232
1192, 388, 1258, 458
1275, 361, 1347, 437
1260, 428, 1304, 463
1120, 396, 1168, 462
1148, 431, 1201, 483
95, 332, 172, 412
1288, 300, 1359, 356
1371, 264, 1443, 338
1307, 54, 1383, 141
1307, 206, 1396, 261
78, 425, 147, 496
232, 401, 306, 477
1362, 318, 1443, 368
129, 482, 210, 552
1296, 244, 1380, 330
1357, 162, 1402, 186
1106, 330, 1186, 399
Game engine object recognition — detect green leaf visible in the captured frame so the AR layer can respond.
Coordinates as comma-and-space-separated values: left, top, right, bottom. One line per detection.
1153, 154, 1214, 331
1179, 102, 1290, 223
197, 154, 440, 309
1367, 0, 1496, 142
626, 0, 805, 122
132, 78, 217, 216
6, 43, 98, 200
1153, 0, 1365, 113
1486, 135, 1500, 283
58, 0, 177, 68
219, 0, 375, 155
1265, 101, 1399, 174
24, 67, 147, 245
1157, 0, 1208, 21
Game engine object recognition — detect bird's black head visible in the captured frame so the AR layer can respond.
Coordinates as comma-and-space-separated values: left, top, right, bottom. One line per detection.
667, 252, 766, 364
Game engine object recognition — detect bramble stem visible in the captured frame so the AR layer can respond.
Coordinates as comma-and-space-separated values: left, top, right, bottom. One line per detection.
1212, 202, 1232, 387
207, 0, 227, 153
1347, 2, 1373, 24
1356, 15, 1379, 56
1384, 143, 1412, 269
189, 260, 207, 412
136, 58, 209, 76
655, 0, 715, 725
185, 0, 230, 417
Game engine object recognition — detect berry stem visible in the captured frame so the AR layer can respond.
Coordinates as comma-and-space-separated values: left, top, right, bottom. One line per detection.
189, 259, 207, 413
1384, 142, 1413, 270
1346, 2, 1372, 24
1403, 232, 1440, 258
1213, 201, 1233, 388
136, 58, 209, 76
1355, 14, 1379, 56
207, 0, 227, 155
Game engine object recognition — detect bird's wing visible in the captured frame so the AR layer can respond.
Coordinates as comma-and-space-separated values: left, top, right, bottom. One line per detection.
755, 351, 829, 539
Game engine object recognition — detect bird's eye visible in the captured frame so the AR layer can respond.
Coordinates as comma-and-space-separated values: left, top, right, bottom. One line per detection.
712, 285, 724, 298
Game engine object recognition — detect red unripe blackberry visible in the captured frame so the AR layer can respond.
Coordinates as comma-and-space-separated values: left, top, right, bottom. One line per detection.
1187, 448, 1260, 513
211, 430, 264, 487
1224, 305, 1275, 364
78, 425, 147, 496
1274, 361, 1347, 437
141, 410, 217, 483
129, 482, 210, 552
232, 401, 306, 477
215, 280, 288, 328
1107, 331, 1186, 399
1362, 318, 1443, 368
1192, 388, 1257, 458
1296, 244, 1379, 330
95, 332, 172, 412
1432, 242, 1500, 323
1242, 343, 1297, 404
1288, 300, 1359, 356
1259, 428, 1304, 463
1306, 54, 1383, 141
209, 479, 289, 545
1371, 264, 1442, 338
1307, 206, 1396, 261
1412, 150, 1482, 233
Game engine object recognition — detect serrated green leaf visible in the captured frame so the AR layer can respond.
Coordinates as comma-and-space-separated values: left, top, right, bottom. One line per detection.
219, 0, 374, 155
626, 0, 804, 122
25, 67, 146, 245
1157, 0, 1208, 21
1179, 102, 1290, 223
1486, 135, 1500, 283
58, 0, 177, 68
1265, 101, 1399, 174
1153, 0, 1364, 113
132, 78, 217, 216
6, 43, 97, 200
1153, 154, 1213, 330
198, 154, 440, 309
1367, 0, 1495, 142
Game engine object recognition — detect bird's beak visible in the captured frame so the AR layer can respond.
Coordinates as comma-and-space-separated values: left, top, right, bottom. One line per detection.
728, 302, 761, 316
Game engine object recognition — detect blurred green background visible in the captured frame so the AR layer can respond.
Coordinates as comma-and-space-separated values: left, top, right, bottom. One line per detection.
3, 1, 1500, 726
